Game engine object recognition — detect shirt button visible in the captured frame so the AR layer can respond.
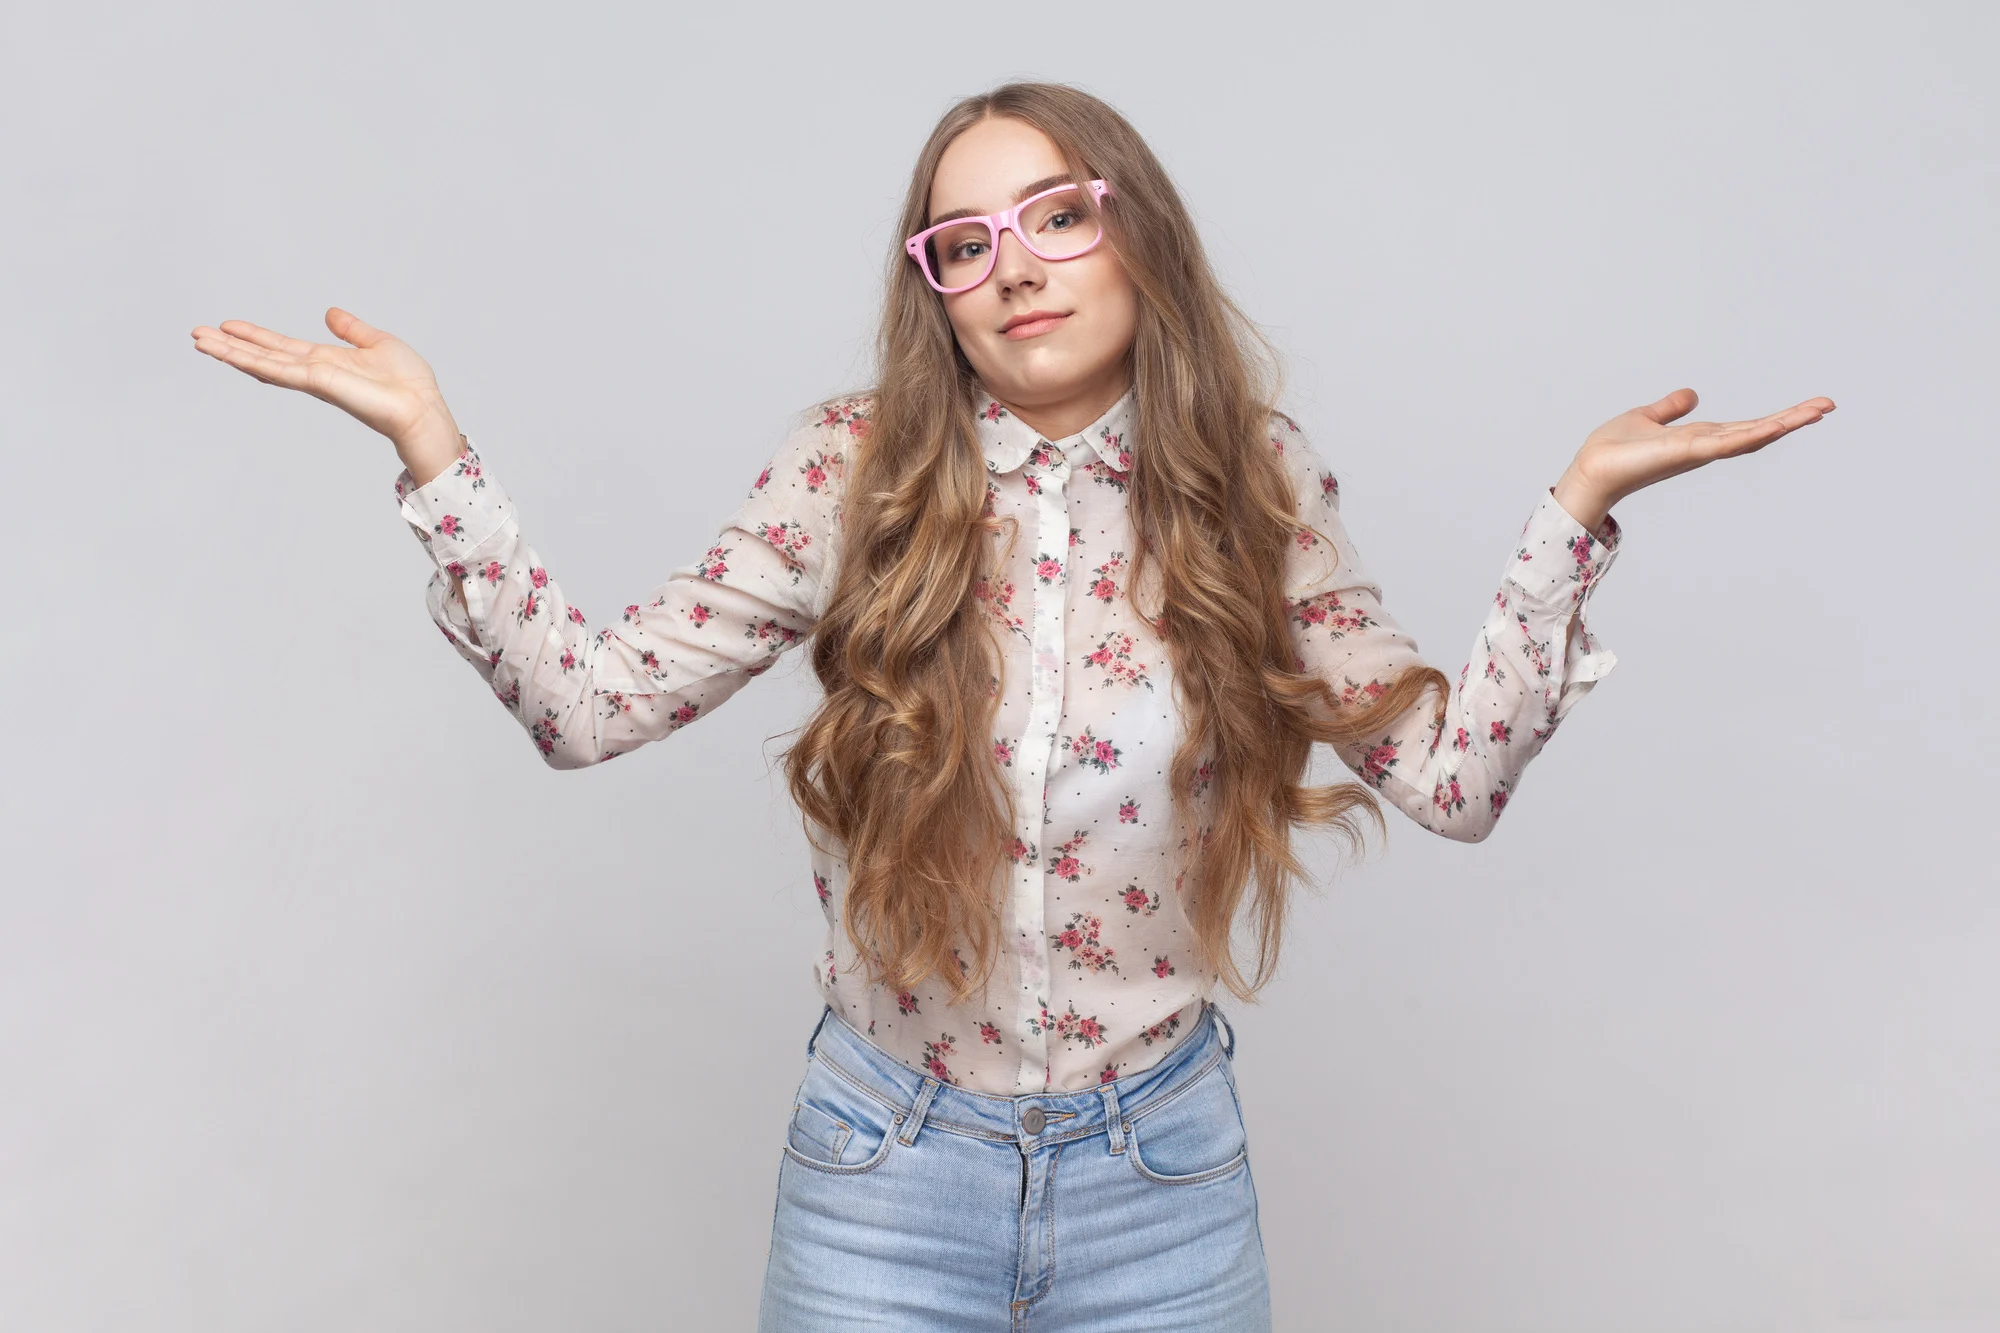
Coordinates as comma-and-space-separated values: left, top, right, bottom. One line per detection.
1022, 1107, 1046, 1135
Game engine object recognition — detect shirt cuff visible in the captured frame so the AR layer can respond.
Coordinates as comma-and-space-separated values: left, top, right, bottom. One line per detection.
392, 436, 514, 569
1503, 487, 1622, 610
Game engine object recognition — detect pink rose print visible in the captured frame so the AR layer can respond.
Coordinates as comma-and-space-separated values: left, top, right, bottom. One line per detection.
1191, 759, 1215, 797
1360, 738, 1401, 789
820, 398, 872, 436
1088, 551, 1127, 603
974, 577, 1028, 639
666, 703, 697, 728
1063, 726, 1122, 776
1082, 632, 1153, 690
480, 560, 504, 585
1034, 552, 1064, 586
1451, 726, 1471, 753
1117, 799, 1140, 824
755, 521, 811, 581
566, 605, 585, 625
1336, 677, 1389, 707
694, 545, 730, 581
978, 1022, 1002, 1045
1095, 426, 1133, 472
434, 514, 462, 539
797, 449, 842, 492
1140, 1010, 1183, 1047
1100, 1064, 1119, 1084
994, 738, 1015, 767
1083, 459, 1129, 493
1028, 998, 1108, 1049
1046, 831, 1092, 882
529, 566, 548, 589
638, 648, 660, 671
1291, 590, 1376, 638
528, 708, 562, 756
1153, 956, 1175, 978
1122, 884, 1161, 916
1489, 780, 1513, 817
1027, 442, 1058, 471
1052, 912, 1120, 975
751, 465, 771, 492
1024, 473, 1042, 496
921, 1033, 958, 1084
1269, 433, 1285, 455
1490, 720, 1513, 744
981, 400, 1007, 421
444, 560, 466, 579
813, 871, 830, 905
823, 949, 837, 987
1069, 526, 1082, 548
1320, 471, 1339, 500
557, 647, 578, 673
687, 603, 713, 626
1433, 777, 1466, 815
896, 990, 921, 1015
513, 591, 540, 626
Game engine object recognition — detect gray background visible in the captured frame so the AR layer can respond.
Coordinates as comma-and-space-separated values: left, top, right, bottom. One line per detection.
4, 2, 1994, 1329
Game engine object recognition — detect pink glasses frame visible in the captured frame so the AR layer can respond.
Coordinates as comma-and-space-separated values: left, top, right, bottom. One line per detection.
904, 179, 1114, 295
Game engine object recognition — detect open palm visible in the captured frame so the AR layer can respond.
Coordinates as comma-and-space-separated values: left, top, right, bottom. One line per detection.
190, 307, 462, 470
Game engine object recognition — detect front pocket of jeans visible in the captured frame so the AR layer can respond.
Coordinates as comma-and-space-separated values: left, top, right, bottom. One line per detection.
1125, 1060, 1250, 1185
786, 1100, 852, 1164
779, 1054, 900, 1175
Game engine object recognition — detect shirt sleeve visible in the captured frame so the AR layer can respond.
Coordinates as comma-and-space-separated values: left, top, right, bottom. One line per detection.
390, 413, 851, 769
1273, 414, 1622, 841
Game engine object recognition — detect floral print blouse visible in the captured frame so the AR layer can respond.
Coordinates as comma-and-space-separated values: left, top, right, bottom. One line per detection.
393, 389, 1622, 1095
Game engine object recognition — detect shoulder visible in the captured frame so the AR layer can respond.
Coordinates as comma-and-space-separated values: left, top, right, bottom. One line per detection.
1263, 410, 1343, 514
740, 393, 874, 507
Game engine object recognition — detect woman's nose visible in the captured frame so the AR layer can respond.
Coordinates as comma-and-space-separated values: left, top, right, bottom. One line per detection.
991, 227, 1044, 295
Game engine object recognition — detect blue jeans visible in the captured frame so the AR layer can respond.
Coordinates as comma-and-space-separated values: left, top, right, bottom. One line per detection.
758, 1000, 1270, 1331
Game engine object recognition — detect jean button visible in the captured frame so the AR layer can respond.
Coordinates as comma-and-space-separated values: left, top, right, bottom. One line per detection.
1021, 1107, 1046, 1135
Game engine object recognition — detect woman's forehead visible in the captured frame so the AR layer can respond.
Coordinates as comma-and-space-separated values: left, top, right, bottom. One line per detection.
930, 117, 1068, 218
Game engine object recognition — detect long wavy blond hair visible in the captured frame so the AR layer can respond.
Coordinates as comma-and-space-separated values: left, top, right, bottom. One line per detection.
784, 82, 1448, 1007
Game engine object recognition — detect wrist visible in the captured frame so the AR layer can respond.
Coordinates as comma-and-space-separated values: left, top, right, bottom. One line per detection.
1551, 468, 1614, 537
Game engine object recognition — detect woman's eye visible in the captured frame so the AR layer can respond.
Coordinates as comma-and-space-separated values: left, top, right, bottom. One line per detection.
948, 240, 989, 262
1044, 210, 1081, 231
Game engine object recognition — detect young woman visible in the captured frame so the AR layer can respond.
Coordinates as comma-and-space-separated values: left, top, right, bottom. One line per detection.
193, 81, 1831, 1332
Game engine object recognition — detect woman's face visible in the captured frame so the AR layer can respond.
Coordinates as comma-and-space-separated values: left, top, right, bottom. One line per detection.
927, 116, 1139, 428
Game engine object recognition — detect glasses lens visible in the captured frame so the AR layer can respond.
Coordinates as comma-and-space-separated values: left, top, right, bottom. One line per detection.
925, 221, 995, 291
1018, 187, 1100, 259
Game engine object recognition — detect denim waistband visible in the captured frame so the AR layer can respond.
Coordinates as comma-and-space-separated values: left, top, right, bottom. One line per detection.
800, 999, 1237, 1151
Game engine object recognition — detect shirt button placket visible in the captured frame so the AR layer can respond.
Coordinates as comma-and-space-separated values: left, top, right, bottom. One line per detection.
1011, 444, 1071, 1093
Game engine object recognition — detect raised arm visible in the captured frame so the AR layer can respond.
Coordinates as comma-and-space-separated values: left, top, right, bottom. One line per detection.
1273, 415, 1622, 842
392, 417, 848, 767
190, 306, 854, 769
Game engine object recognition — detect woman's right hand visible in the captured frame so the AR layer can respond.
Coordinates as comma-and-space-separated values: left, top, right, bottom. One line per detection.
191, 307, 466, 486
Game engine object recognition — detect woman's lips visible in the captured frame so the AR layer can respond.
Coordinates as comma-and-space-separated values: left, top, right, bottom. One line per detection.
1002, 313, 1069, 341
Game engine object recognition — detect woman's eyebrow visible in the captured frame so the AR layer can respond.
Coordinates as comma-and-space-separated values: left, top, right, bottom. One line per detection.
926, 174, 1077, 227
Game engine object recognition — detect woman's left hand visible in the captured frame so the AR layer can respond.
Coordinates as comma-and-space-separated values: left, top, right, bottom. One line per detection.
1552, 387, 1836, 534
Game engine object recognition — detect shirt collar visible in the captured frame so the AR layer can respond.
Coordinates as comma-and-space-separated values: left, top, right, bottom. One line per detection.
972, 386, 1138, 476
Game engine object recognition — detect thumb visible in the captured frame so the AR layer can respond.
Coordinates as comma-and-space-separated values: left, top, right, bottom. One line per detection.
1641, 387, 1698, 425
326, 306, 389, 348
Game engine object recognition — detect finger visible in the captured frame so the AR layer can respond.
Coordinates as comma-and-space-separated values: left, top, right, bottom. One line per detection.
1705, 404, 1828, 456
192, 333, 318, 391
1638, 387, 1699, 426
325, 306, 389, 348
195, 326, 305, 368
216, 319, 319, 357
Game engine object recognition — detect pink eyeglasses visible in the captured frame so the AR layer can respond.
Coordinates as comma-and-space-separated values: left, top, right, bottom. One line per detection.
905, 179, 1113, 295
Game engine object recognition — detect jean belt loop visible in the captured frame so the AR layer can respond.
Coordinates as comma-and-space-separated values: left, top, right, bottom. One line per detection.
1101, 1080, 1126, 1155
805, 1004, 833, 1057
898, 1076, 942, 1146
1210, 1001, 1236, 1059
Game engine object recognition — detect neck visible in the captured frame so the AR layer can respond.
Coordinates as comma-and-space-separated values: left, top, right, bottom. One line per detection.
993, 371, 1130, 442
